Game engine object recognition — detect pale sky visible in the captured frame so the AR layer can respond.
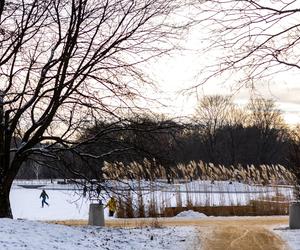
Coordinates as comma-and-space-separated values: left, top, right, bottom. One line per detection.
151, 55, 300, 125
146, 24, 300, 126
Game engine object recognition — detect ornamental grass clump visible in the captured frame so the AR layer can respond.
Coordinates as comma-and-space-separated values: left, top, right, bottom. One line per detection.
102, 159, 295, 217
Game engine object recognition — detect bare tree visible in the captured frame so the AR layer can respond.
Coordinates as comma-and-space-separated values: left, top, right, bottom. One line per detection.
246, 97, 287, 165
195, 0, 300, 87
219, 104, 248, 166
194, 95, 232, 162
193, 0, 300, 180
247, 98, 285, 131
0, 0, 193, 218
288, 126, 300, 199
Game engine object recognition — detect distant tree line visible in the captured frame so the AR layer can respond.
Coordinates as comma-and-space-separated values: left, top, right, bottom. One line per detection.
16, 96, 300, 181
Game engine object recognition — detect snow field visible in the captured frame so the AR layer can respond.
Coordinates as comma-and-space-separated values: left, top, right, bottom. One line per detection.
7, 180, 300, 250
10, 180, 294, 220
275, 227, 300, 250
0, 219, 199, 250
10, 188, 90, 220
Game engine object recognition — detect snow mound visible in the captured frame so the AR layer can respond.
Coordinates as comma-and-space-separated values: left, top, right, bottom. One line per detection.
175, 210, 207, 218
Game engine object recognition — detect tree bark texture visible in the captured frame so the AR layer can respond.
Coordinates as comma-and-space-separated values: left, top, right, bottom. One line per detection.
0, 182, 12, 218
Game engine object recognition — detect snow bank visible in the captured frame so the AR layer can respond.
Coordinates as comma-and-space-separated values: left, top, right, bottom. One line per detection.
274, 227, 300, 250
175, 210, 207, 218
0, 219, 198, 250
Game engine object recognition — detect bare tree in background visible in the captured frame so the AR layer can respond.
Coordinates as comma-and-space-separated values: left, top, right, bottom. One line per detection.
219, 103, 247, 166
0, 0, 194, 218
247, 98, 287, 165
247, 98, 285, 132
196, 0, 300, 87
288, 126, 300, 199
194, 0, 300, 188
194, 95, 231, 162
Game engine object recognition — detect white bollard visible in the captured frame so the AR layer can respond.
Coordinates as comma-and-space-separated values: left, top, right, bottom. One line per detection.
88, 204, 105, 226
289, 202, 300, 229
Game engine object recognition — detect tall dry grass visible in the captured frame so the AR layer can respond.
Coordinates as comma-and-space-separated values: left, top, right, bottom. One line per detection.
102, 159, 296, 218
102, 160, 296, 186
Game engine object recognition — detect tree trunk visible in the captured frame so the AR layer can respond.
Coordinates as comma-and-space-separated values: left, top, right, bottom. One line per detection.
295, 172, 300, 201
0, 181, 12, 218
0, 158, 20, 218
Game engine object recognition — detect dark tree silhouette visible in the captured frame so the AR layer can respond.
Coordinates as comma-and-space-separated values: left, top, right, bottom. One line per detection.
0, 0, 193, 218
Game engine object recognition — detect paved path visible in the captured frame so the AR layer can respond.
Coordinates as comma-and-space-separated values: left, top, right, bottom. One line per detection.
52, 216, 290, 250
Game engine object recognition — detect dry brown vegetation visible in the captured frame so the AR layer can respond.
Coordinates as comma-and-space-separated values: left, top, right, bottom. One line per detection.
102, 160, 296, 218
103, 160, 296, 184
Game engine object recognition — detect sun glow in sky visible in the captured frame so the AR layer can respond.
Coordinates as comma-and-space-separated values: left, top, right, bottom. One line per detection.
151, 56, 300, 125
147, 27, 300, 126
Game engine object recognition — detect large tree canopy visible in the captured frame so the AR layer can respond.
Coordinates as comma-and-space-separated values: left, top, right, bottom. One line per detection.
0, 0, 193, 218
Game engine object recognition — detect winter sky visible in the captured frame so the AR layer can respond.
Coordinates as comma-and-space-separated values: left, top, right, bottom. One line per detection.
153, 54, 300, 125
145, 6, 300, 126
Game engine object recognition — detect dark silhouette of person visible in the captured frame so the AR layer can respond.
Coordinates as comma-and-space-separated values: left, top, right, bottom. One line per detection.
83, 186, 87, 197
96, 185, 101, 197
40, 189, 49, 208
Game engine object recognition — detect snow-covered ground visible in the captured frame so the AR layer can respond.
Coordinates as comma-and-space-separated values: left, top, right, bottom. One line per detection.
10, 188, 90, 220
0, 219, 199, 250
10, 179, 294, 220
7, 180, 300, 250
274, 227, 300, 250
6, 181, 201, 250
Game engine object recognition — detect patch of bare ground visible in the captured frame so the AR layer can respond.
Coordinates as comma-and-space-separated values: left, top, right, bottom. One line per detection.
50, 216, 290, 250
